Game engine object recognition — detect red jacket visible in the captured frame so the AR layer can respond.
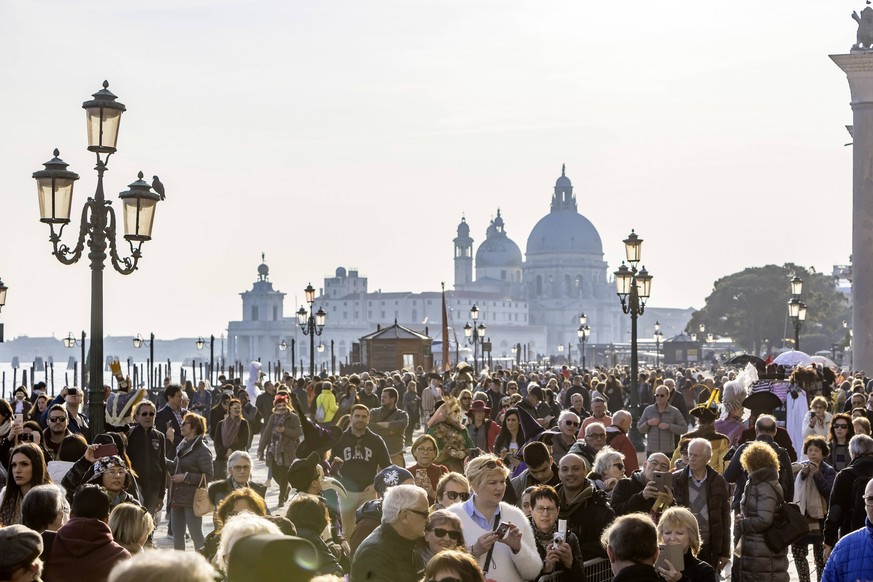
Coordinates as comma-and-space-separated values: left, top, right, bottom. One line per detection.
44, 517, 130, 582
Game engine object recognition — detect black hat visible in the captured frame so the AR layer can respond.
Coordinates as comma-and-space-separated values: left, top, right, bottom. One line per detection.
286, 452, 321, 492
227, 534, 318, 582
742, 381, 783, 413
690, 404, 719, 423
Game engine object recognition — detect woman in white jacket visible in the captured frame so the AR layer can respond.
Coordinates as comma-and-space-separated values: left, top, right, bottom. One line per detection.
448, 454, 542, 582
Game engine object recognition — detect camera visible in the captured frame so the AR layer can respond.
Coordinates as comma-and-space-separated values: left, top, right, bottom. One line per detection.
550, 532, 564, 551
496, 522, 510, 538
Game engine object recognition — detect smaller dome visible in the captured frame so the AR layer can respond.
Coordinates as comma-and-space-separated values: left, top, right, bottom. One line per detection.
555, 163, 572, 190
457, 216, 470, 237
475, 209, 522, 268
336, 267, 347, 278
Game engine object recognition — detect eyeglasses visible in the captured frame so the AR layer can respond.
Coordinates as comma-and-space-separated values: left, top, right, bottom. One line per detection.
563, 420, 580, 427
427, 527, 464, 542
533, 506, 557, 514
834, 424, 849, 429
105, 469, 127, 477
405, 508, 429, 518
49, 416, 67, 423
444, 491, 470, 501
655, 394, 668, 398
140, 411, 155, 417
613, 463, 625, 470
416, 447, 436, 454
231, 465, 252, 471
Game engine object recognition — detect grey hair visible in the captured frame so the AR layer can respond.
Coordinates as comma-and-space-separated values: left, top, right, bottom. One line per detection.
216, 513, 281, 570
21, 483, 67, 532
558, 410, 580, 424
585, 421, 606, 437
849, 434, 873, 460
109, 549, 217, 582
593, 446, 625, 476
382, 484, 427, 524
226, 450, 253, 473
688, 437, 712, 459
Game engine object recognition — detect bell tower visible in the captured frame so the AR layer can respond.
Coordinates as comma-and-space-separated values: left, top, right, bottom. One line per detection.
453, 216, 473, 288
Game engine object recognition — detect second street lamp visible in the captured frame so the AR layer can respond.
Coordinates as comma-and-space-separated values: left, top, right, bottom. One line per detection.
33, 81, 163, 435
577, 313, 591, 370
463, 304, 486, 374
614, 229, 654, 451
132, 333, 155, 391
654, 321, 663, 367
195, 335, 215, 385
297, 283, 326, 378
788, 275, 807, 351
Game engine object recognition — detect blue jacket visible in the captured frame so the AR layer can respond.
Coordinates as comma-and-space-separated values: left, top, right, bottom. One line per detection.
822, 518, 873, 582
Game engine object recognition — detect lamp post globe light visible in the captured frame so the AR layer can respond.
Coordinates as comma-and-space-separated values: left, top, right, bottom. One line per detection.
614, 229, 654, 451
654, 321, 663, 367
788, 276, 807, 351
33, 82, 163, 435
577, 313, 591, 370
297, 283, 326, 379
463, 304, 486, 375
195, 335, 216, 385
132, 333, 155, 391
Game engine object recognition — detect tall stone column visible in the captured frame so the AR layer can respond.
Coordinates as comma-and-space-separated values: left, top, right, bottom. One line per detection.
832, 50, 873, 373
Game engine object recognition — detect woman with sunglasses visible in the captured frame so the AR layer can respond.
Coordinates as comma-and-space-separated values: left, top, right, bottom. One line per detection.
422, 509, 467, 563
433, 472, 471, 511
528, 484, 584, 582
551, 411, 581, 463
422, 549, 485, 582
167, 412, 213, 551
827, 413, 854, 471
447, 454, 541, 582
589, 446, 625, 497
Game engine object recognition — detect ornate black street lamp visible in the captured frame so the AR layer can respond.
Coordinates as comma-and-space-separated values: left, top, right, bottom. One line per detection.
195, 335, 215, 385
132, 333, 155, 391
614, 229, 653, 451
788, 276, 807, 351
63, 331, 87, 389
34, 82, 163, 434
297, 284, 326, 378
577, 313, 591, 370
463, 304, 486, 375
654, 321, 663, 367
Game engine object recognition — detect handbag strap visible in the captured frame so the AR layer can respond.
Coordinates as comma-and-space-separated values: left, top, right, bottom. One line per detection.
483, 511, 501, 575
198, 474, 207, 488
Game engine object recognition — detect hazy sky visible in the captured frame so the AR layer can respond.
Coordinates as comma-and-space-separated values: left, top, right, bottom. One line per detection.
0, 0, 858, 341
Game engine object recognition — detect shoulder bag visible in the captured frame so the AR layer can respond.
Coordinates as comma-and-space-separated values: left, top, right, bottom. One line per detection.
763, 482, 808, 552
193, 474, 214, 517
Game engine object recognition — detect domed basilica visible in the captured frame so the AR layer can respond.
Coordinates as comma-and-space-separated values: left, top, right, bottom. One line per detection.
454, 165, 622, 351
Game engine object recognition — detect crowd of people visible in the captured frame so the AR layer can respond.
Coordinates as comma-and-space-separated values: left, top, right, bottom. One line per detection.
1, 359, 873, 582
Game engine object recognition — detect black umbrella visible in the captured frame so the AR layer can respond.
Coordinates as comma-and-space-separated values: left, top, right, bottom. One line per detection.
726, 354, 765, 367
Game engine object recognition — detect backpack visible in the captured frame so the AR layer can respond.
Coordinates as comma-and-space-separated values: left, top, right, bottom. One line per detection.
846, 461, 873, 531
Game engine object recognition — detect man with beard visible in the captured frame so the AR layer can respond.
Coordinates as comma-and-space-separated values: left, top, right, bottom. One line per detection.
42, 404, 72, 460
331, 404, 391, 536
555, 452, 614, 559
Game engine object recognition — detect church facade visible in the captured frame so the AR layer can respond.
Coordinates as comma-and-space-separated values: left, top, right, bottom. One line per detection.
227, 167, 636, 372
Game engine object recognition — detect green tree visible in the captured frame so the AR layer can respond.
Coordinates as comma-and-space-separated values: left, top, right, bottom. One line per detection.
686, 264, 849, 355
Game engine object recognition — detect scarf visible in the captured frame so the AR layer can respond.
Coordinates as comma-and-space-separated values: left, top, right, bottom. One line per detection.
528, 514, 557, 551
0, 419, 11, 439
221, 414, 242, 448
794, 465, 826, 520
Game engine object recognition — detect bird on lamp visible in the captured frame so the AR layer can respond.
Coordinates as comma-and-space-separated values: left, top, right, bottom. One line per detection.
152, 175, 165, 200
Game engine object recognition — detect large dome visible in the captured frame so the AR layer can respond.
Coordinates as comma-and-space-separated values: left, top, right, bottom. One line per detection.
526, 210, 603, 256
525, 166, 603, 256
